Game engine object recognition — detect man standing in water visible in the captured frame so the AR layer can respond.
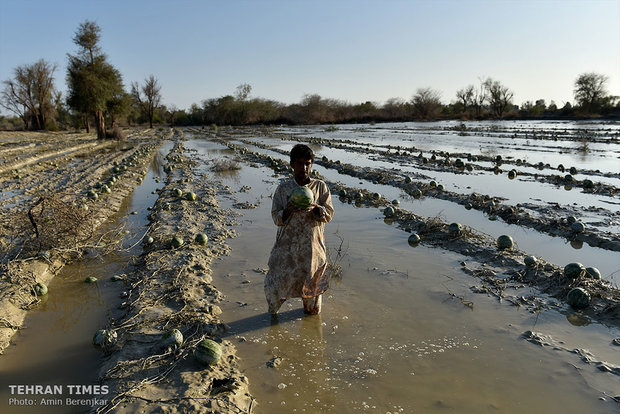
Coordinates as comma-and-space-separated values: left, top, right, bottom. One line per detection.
265, 144, 334, 315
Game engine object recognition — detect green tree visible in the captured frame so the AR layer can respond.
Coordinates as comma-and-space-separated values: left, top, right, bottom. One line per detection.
574, 72, 609, 114
1, 59, 58, 130
66, 20, 125, 138
131, 74, 162, 128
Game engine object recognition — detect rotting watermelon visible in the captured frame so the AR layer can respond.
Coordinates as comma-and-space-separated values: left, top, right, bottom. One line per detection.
289, 186, 314, 209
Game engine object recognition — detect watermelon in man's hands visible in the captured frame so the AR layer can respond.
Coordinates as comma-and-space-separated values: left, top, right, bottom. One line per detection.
289, 186, 314, 209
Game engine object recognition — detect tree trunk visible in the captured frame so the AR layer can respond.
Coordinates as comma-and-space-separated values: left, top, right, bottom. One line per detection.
95, 110, 106, 139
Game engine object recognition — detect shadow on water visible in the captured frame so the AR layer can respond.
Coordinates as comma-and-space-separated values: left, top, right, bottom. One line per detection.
223, 310, 307, 338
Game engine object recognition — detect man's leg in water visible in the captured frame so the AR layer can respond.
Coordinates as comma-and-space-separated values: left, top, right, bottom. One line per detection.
302, 295, 322, 315
265, 284, 286, 314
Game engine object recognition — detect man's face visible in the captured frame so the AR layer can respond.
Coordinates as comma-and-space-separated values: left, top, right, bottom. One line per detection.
291, 158, 313, 182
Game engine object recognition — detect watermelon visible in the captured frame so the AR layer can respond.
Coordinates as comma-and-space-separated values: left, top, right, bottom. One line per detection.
508, 169, 517, 179
161, 329, 183, 349
564, 262, 585, 278
429, 180, 437, 188
569, 167, 577, 175
88, 190, 98, 200
437, 184, 445, 191
497, 235, 514, 250
566, 216, 577, 224
464, 203, 472, 210
404, 176, 413, 184
372, 192, 382, 200
289, 186, 314, 209
448, 223, 462, 235
339, 189, 347, 197
85, 276, 98, 283
524, 256, 537, 268
407, 233, 421, 246
144, 236, 154, 245
391, 199, 399, 205
93, 329, 117, 348
567, 287, 590, 309
571, 221, 585, 233
171, 236, 184, 249
585, 267, 601, 280
412, 189, 422, 198
185, 192, 197, 201
34, 282, 48, 296
173, 188, 183, 197
195, 233, 208, 245
583, 179, 594, 189
195, 339, 222, 365
383, 206, 395, 217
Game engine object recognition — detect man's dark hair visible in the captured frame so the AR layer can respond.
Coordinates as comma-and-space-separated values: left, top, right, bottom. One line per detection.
290, 144, 314, 163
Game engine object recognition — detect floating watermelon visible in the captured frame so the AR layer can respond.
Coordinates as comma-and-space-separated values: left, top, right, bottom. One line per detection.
289, 186, 314, 209
567, 287, 590, 309
85, 276, 98, 283
583, 179, 594, 189
173, 188, 183, 197
383, 206, 395, 217
195, 339, 222, 365
497, 235, 514, 250
185, 192, 197, 201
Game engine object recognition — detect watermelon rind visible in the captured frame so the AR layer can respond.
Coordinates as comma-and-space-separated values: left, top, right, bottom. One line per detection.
195, 339, 222, 365
567, 287, 590, 309
289, 186, 314, 209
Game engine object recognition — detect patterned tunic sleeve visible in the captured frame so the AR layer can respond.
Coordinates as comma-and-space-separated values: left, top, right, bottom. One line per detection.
314, 181, 334, 224
271, 182, 288, 226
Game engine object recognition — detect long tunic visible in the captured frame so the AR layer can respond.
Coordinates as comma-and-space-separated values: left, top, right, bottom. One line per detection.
266, 178, 334, 300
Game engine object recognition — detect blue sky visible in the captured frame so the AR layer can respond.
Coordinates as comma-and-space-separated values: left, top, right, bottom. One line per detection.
0, 0, 618, 112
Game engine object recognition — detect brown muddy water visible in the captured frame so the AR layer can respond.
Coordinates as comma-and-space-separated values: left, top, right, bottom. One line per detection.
203, 156, 620, 414
0, 142, 173, 413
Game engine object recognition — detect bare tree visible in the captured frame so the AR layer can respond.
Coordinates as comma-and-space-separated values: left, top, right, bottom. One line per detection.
483, 78, 513, 118
235, 83, 252, 101
131, 75, 162, 128
1, 59, 58, 130
411, 87, 442, 119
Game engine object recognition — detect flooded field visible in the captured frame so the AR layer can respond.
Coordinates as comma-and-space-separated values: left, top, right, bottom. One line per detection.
0, 121, 618, 413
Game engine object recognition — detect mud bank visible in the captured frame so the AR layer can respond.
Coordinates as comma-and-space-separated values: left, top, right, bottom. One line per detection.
94, 137, 253, 413
0, 129, 169, 355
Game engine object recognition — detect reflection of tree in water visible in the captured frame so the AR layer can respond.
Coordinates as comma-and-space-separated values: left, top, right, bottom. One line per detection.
265, 315, 338, 412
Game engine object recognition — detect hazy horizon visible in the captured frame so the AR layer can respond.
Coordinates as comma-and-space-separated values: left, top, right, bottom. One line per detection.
1, 0, 619, 113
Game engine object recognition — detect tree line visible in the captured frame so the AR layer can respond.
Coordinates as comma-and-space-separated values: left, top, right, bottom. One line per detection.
1, 21, 618, 132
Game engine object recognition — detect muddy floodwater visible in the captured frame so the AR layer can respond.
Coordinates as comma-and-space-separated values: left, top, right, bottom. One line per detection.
0, 121, 619, 413
201, 155, 619, 413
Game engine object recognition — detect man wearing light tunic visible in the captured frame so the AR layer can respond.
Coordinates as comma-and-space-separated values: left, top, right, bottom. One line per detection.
265, 144, 334, 315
